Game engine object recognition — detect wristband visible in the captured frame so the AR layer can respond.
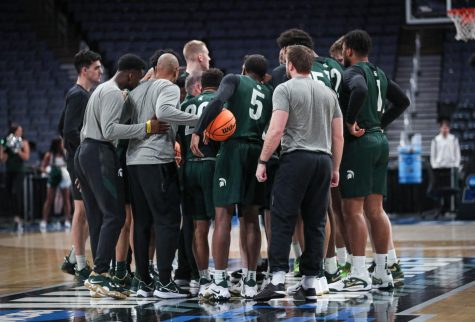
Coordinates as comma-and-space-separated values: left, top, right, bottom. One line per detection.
258, 158, 268, 165
146, 120, 151, 134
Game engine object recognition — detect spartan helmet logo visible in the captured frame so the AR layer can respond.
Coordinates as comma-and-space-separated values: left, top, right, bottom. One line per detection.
118, 168, 123, 178
218, 178, 227, 188
346, 170, 355, 180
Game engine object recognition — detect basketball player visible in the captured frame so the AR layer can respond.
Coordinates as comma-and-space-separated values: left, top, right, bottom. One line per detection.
183, 40, 211, 76
179, 68, 224, 298
58, 50, 102, 283
191, 55, 273, 301
254, 45, 343, 301
75, 54, 166, 299
126, 54, 199, 299
329, 30, 410, 292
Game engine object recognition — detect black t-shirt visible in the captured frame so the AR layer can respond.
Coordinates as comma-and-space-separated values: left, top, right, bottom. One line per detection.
58, 84, 90, 158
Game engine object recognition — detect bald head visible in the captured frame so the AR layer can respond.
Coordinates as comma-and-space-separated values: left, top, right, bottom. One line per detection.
155, 53, 179, 82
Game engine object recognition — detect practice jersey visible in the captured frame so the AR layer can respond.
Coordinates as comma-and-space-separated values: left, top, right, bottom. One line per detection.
180, 91, 220, 159
340, 62, 388, 131
316, 57, 345, 97
225, 75, 273, 141
310, 59, 332, 89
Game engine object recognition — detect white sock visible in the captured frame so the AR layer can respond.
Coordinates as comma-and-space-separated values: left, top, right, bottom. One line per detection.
336, 247, 347, 266
388, 249, 397, 266
247, 270, 256, 282
76, 255, 86, 271
242, 268, 248, 278
324, 257, 338, 274
292, 241, 302, 258
214, 269, 226, 284
351, 256, 367, 276
199, 269, 210, 280
68, 247, 76, 264
271, 271, 285, 285
347, 254, 353, 265
149, 259, 153, 266
302, 275, 316, 289
375, 253, 388, 276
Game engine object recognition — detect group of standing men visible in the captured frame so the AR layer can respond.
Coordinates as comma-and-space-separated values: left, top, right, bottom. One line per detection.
59, 27, 410, 302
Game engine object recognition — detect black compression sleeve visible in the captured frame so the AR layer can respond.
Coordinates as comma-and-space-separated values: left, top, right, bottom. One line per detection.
344, 66, 368, 125
381, 80, 410, 129
194, 74, 240, 134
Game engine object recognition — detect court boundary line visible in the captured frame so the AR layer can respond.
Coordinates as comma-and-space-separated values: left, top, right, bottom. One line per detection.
0, 283, 72, 299
397, 280, 475, 315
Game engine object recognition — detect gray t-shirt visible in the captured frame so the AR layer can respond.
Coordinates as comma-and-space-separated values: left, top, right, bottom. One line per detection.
273, 76, 342, 155
126, 79, 199, 165
80, 80, 146, 145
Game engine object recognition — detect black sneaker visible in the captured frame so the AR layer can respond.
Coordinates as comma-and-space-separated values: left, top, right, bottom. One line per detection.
149, 264, 159, 280
293, 286, 317, 302
154, 280, 191, 299
112, 272, 132, 295
253, 283, 286, 301
325, 267, 343, 284
60, 256, 75, 276
137, 279, 154, 298
84, 272, 127, 299
230, 269, 242, 283
257, 259, 268, 273
130, 275, 140, 294
75, 266, 92, 284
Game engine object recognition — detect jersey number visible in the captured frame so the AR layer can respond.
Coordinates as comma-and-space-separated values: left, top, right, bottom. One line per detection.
330, 68, 342, 96
185, 102, 209, 135
376, 79, 383, 112
250, 89, 265, 120
311, 71, 327, 86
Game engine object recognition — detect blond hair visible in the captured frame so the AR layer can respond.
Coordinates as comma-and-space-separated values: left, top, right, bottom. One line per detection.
329, 36, 345, 58
183, 40, 207, 62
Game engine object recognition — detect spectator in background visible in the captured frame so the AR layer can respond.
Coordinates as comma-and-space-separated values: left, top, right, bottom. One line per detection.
430, 118, 461, 169
0, 123, 30, 231
39, 137, 71, 233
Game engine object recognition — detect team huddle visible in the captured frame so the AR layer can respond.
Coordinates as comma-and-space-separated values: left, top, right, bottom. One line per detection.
59, 28, 410, 302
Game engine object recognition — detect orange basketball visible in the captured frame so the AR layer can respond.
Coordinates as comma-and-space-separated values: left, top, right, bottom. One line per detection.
206, 109, 236, 141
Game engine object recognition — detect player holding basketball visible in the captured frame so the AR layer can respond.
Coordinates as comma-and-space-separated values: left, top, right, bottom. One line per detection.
329, 30, 409, 292
191, 55, 273, 301
179, 68, 224, 298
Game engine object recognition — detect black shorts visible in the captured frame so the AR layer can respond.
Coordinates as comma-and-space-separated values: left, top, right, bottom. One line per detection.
117, 145, 131, 204
67, 154, 82, 201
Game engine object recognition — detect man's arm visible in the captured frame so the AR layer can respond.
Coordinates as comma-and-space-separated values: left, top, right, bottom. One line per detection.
331, 116, 344, 187
343, 66, 367, 137
381, 80, 410, 129
155, 83, 198, 126
101, 90, 147, 141
193, 74, 240, 134
63, 92, 89, 150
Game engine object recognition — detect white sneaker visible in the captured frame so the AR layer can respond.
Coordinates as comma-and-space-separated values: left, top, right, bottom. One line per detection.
198, 277, 212, 298
202, 281, 230, 301
314, 278, 324, 296
260, 274, 271, 291
372, 269, 394, 290
64, 220, 71, 231
286, 281, 301, 295
229, 278, 243, 295
328, 273, 371, 292
240, 278, 258, 299
39, 220, 47, 233
189, 279, 199, 288
318, 277, 329, 294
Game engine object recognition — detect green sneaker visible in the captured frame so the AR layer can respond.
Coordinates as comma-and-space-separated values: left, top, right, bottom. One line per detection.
112, 272, 132, 295
325, 267, 343, 284
130, 274, 140, 294
75, 266, 92, 284
293, 257, 301, 277
60, 255, 75, 276
84, 272, 127, 299
137, 279, 154, 298
389, 261, 405, 286
338, 262, 351, 277
149, 264, 159, 280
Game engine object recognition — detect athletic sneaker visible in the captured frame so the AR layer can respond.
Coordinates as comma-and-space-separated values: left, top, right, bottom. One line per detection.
372, 270, 394, 290
174, 279, 190, 287
338, 262, 351, 277
318, 277, 329, 294
389, 261, 405, 285
253, 283, 286, 301
154, 280, 190, 299
112, 272, 132, 294
202, 280, 231, 301
328, 274, 371, 292
293, 285, 317, 302
60, 256, 76, 276
149, 264, 159, 280
198, 277, 212, 298
75, 266, 92, 284
189, 278, 199, 288
130, 275, 140, 294
39, 220, 47, 233
84, 272, 127, 299
230, 269, 242, 283
257, 259, 268, 273
260, 274, 271, 291
136, 279, 154, 298
241, 278, 258, 299
229, 278, 243, 295
325, 268, 343, 284
368, 261, 376, 275
293, 257, 301, 277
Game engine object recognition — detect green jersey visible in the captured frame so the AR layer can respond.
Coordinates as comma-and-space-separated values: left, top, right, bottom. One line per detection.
225, 75, 273, 141
180, 91, 220, 159
316, 57, 344, 97
341, 62, 388, 132
310, 59, 332, 89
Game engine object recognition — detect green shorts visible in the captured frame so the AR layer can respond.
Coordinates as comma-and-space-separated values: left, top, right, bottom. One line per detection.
213, 139, 266, 207
339, 132, 389, 198
183, 160, 216, 220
